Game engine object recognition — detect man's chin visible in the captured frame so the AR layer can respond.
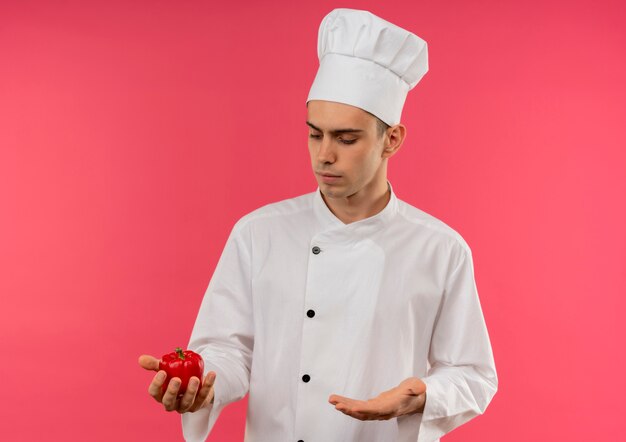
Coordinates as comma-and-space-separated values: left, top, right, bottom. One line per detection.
319, 185, 348, 200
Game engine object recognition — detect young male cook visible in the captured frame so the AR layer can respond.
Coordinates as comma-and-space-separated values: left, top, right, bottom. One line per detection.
139, 8, 498, 442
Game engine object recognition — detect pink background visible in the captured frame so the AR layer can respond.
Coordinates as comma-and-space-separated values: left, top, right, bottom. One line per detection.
1, 0, 625, 440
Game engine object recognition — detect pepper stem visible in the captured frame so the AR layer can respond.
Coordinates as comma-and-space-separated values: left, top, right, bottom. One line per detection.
176, 347, 185, 360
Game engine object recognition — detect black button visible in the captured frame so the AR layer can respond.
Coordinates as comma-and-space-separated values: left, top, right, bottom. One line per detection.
302, 374, 310, 382
298, 440, 304, 442
312, 246, 321, 254
307, 309, 315, 318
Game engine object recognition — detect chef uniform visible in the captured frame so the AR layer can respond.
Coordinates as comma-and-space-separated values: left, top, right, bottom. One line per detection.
182, 8, 497, 442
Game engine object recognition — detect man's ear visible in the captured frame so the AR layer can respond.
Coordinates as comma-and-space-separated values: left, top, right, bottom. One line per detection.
382, 124, 406, 159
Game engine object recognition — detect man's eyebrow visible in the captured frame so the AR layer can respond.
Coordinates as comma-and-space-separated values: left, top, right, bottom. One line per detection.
306, 121, 364, 134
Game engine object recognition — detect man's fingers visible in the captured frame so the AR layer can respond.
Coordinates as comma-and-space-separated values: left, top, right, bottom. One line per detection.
144, 366, 214, 414
335, 402, 378, 421
190, 371, 216, 412
329, 395, 362, 408
177, 377, 200, 413
329, 394, 350, 405
329, 395, 361, 413
329, 395, 386, 420
138, 355, 160, 371
148, 370, 167, 402
333, 399, 369, 420
162, 377, 182, 412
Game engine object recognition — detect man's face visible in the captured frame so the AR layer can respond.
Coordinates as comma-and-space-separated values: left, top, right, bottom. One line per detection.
306, 100, 387, 200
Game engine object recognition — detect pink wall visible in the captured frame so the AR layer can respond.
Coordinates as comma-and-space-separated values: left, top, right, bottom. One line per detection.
1, 0, 625, 440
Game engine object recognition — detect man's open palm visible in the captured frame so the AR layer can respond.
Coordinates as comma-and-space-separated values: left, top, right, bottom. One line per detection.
328, 377, 426, 421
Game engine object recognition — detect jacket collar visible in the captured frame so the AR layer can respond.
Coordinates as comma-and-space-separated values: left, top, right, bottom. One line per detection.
313, 181, 399, 240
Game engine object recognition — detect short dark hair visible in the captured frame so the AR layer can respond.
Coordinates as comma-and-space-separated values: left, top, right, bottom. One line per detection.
362, 108, 390, 139
375, 116, 390, 139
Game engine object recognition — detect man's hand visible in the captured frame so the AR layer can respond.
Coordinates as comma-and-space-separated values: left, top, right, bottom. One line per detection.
329, 377, 426, 421
138, 354, 216, 413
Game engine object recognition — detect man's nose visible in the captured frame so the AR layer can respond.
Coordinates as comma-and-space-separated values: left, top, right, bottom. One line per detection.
317, 137, 335, 164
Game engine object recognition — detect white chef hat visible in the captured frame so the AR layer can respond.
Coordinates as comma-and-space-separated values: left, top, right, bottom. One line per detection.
306, 8, 428, 126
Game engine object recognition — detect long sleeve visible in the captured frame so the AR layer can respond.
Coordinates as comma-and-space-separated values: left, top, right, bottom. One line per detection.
181, 220, 254, 442
417, 243, 498, 442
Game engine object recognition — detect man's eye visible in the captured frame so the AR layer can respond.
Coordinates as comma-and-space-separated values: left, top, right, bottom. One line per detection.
309, 134, 321, 139
339, 138, 356, 145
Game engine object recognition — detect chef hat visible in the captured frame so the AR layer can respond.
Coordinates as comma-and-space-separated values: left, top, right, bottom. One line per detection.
306, 8, 428, 126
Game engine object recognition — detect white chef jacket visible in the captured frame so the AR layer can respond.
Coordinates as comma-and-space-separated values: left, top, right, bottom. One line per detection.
182, 182, 497, 442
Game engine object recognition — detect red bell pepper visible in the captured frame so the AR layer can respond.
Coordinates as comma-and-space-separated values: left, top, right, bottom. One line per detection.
159, 347, 204, 396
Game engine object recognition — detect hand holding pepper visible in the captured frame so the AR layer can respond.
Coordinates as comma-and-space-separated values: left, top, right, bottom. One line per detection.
159, 347, 204, 396
138, 351, 216, 413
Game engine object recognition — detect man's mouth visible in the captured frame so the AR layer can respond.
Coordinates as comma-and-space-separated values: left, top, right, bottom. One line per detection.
317, 171, 341, 177
316, 172, 342, 183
